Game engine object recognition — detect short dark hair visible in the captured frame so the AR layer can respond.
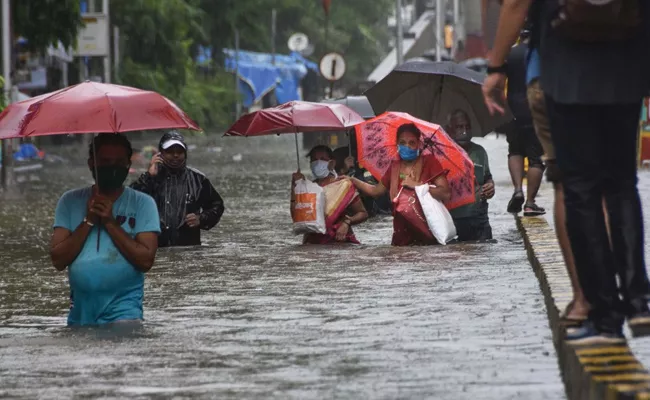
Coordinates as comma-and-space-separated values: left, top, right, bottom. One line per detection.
396, 123, 422, 141
448, 109, 470, 124
307, 145, 334, 160
89, 133, 133, 160
333, 146, 351, 173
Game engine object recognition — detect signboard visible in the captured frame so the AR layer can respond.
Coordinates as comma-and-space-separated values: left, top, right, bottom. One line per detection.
319, 52, 346, 81
287, 33, 309, 52
75, 14, 109, 57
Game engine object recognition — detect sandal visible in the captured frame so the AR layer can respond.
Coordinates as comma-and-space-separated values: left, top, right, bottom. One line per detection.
524, 203, 546, 217
507, 191, 525, 213
559, 300, 588, 327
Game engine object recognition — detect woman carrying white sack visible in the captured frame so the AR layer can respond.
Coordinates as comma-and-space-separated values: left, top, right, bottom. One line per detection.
291, 145, 368, 244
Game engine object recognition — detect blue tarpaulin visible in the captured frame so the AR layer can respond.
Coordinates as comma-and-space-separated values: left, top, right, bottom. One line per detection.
223, 49, 319, 108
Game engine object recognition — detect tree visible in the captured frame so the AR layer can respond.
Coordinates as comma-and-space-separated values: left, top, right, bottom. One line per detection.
12, 0, 83, 51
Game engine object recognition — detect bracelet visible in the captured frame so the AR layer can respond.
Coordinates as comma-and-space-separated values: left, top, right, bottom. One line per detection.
83, 217, 94, 227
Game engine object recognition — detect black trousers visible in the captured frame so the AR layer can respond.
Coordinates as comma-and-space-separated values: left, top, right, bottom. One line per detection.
546, 97, 650, 334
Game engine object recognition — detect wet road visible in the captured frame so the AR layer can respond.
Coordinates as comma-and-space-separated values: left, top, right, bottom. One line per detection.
0, 135, 563, 399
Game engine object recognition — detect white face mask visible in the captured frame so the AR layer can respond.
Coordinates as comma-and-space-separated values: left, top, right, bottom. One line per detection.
310, 160, 331, 179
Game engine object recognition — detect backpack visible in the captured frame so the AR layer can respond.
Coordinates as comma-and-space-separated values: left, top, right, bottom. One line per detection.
551, 0, 642, 42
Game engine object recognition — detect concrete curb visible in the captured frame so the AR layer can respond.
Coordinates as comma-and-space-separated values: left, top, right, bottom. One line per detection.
516, 216, 650, 400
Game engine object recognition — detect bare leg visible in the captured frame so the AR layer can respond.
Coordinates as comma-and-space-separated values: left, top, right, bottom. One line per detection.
508, 155, 524, 193
526, 166, 543, 205
555, 183, 589, 319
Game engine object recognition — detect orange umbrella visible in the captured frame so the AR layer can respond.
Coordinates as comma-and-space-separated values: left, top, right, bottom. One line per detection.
355, 112, 475, 210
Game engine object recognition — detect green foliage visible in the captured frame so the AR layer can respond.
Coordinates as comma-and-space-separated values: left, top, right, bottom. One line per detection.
12, 0, 83, 50
110, 0, 392, 129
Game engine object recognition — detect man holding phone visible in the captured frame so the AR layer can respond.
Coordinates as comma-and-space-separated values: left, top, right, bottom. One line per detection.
131, 130, 225, 247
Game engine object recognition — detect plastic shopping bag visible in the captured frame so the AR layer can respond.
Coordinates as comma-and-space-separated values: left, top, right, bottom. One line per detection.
322, 179, 359, 227
292, 178, 326, 235
415, 184, 457, 245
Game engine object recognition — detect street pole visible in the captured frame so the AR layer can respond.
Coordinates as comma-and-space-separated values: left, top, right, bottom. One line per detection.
103, 0, 110, 83
395, 0, 404, 66
435, 0, 444, 61
271, 9, 277, 65
452, 0, 460, 58
234, 29, 241, 119
113, 26, 120, 81
1, 0, 12, 189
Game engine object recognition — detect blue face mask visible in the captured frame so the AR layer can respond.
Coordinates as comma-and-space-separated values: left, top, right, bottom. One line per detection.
398, 145, 419, 161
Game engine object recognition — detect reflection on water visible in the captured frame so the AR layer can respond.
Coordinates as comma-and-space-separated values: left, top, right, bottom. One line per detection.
0, 135, 563, 399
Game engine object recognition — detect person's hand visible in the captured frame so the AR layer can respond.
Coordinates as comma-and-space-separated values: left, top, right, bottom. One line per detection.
481, 182, 495, 199
482, 73, 507, 115
402, 176, 421, 188
86, 197, 101, 225
185, 213, 200, 228
335, 221, 350, 242
292, 171, 305, 183
344, 156, 355, 170
88, 194, 114, 224
148, 153, 163, 176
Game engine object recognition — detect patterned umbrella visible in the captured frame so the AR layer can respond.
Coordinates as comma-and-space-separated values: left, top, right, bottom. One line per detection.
355, 112, 475, 210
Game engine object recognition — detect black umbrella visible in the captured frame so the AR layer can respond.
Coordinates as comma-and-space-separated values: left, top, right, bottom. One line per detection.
364, 61, 513, 137
322, 96, 375, 120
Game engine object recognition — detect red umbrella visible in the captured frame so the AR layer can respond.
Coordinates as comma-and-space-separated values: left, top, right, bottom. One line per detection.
355, 112, 475, 210
0, 81, 200, 139
224, 100, 364, 168
224, 100, 363, 137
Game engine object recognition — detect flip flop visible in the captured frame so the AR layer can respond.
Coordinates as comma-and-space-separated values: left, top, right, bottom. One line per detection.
559, 300, 587, 327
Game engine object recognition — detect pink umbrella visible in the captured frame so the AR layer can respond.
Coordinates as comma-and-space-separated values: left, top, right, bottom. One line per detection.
0, 81, 200, 139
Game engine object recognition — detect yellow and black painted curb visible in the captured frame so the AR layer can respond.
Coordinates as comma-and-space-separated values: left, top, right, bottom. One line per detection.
517, 216, 650, 400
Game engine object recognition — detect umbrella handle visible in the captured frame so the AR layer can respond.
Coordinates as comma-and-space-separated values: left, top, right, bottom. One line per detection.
91, 134, 101, 252
294, 132, 300, 172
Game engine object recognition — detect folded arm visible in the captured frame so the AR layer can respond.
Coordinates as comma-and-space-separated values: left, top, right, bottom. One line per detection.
104, 221, 158, 272
50, 224, 93, 271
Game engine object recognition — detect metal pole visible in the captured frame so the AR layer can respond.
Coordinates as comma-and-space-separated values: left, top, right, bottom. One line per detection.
113, 26, 120, 80
1, 0, 12, 189
395, 0, 404, 66
103, 0, 110, 83
452, 0, 460, 57
271, 9, 277, 65
294, 132, 301, 172
234, 29, 241, 119
436, 0, 443, 61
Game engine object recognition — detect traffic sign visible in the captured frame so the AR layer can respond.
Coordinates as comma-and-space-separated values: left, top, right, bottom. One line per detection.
287, 33, 309, 52
319, 52, 346, 81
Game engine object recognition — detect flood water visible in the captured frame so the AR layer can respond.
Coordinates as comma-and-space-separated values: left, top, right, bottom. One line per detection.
0, 135, 564, 399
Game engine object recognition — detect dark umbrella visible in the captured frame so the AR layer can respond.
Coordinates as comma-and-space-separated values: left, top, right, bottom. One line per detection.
321, 96, 375, 120
364, 61, 512, 136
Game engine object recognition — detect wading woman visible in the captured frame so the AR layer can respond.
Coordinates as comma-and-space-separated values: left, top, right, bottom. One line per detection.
349, 123, 451, 246
291, 145, 369, 244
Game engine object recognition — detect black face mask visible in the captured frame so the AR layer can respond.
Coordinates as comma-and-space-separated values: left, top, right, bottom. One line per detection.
92, 165, 130, 191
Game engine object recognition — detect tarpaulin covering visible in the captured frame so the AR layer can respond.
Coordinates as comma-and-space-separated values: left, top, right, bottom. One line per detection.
223, 49, 319, 108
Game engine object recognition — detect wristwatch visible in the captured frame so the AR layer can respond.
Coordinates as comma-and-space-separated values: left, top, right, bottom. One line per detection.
83, 217, 94, 227
486, 64, 507, 75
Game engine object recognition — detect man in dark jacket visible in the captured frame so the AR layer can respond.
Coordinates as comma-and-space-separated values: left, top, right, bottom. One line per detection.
131, 131, 225, 247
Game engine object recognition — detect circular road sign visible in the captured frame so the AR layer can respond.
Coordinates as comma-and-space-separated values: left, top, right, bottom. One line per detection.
319, 52, 346, 81
287, 33, 309, 52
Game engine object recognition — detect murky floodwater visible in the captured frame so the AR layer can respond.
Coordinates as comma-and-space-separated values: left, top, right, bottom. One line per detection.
0, 135, 563, 399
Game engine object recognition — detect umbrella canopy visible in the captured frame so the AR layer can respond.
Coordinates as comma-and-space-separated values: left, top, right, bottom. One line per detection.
224, 100, 364, 137
364, 61, 512, 137
321, 96, 375, 120
355, 112, 475, 210
0, 81, 200, 139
